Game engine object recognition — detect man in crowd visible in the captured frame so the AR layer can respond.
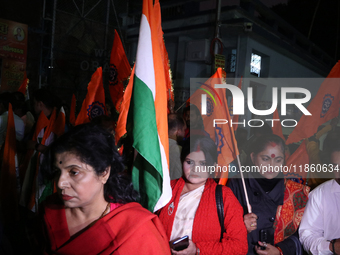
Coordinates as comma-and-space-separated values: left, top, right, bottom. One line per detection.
0, 92, 25, 148
299, 130, 340, 254
168, 113, 186, 180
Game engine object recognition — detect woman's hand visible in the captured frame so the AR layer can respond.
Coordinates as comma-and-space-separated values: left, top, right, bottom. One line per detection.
171, 240, 197, 255
244, 213, 258, 233
255, 241, 280, 255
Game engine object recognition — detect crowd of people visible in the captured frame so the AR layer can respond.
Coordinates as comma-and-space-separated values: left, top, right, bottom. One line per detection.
0, 89, 339, 255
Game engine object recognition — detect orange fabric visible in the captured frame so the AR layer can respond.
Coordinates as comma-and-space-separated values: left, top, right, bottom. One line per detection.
284, 140, 309, 185
115, 65, 135, 146
69, 94, 76, 126
0, 104, 19, 221
109, 30, 131, 113
232, 77, 242, 131
53, 107, 65, 138
17, 71, 28, 95
286, 60, 340, 144
42, 194, 171, 255
190, 68, 239, 184
273, 180, 310, 243
148, 0, 170, 169
28, 109, 57, 210
272, 109, 286, 141
75, 67, 106, 125
154, 0, 173, 104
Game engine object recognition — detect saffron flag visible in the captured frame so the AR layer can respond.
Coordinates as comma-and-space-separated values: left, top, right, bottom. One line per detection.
284, 140, 309, 185
286, 61, 340, 144
69, 94, 76, 126
0, 103, 19, 221
20, 110, 57, 212
272, 109, 286, 141
154, 1, 173, 108
17, 71, 28, 95
53, 107, 66, 137
130, 0, 171, 212
109, 30, 131, 113
115, 65, 135, 146
231, 77, 242, 131
75, 67, 106, 125
190, 68, 239, 184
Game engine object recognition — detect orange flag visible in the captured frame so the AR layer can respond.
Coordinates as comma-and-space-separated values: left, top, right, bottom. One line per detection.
109, 30, 131, 113
53, 107, 66, 137
75, 67, 106, 125
28, 109, 57, 211
115, 65, 135, 147
231, 77, 242, 131
272, 109, 286, 141
286, 61, 340, 144
154, 0, 173, 106
17, 71, 28, 95
284, 140, 309, 185
0, 103, 19, 221
69, 94, 76, 126
190, 68, 239, 184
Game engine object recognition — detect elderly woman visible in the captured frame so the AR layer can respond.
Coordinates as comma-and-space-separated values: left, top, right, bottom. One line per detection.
228, 134, 309, 255
158, 135, 248, 255
40, 124, 170, 254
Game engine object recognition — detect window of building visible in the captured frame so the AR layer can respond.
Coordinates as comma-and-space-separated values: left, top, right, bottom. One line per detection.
250, 53, 261, 77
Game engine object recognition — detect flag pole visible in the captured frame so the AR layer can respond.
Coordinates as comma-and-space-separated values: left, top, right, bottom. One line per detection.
236, 154, 252, 213
175, 101, 187, 113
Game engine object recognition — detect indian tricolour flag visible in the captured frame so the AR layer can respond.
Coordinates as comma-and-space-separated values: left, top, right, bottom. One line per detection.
131, 0, 171, 212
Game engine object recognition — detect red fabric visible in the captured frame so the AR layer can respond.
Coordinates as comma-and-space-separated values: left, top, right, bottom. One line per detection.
286, 60, 340, 144
75, 67, 106, 125
42, 194, 171, 255
109, 30, 131, 113
0, 104, 19, 221
273, 180, 310, 243
157, 178, 248, 255
69, 94, 76, 126
284, 140, 309, 184
17, 71, 28, 95
52, 107, 65, 138
272, 109, 286, 141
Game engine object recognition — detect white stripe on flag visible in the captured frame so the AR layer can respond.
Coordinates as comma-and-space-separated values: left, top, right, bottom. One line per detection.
135, 14, 156, 100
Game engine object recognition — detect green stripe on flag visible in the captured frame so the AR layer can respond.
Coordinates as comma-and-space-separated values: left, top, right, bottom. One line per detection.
131, 75, 163, 211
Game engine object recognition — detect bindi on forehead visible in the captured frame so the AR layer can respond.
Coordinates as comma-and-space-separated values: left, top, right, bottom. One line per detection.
59, 161, 62, 164
271, 154, 275, 158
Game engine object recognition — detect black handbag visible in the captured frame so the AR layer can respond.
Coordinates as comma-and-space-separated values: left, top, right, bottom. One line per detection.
215, 184, 225, 242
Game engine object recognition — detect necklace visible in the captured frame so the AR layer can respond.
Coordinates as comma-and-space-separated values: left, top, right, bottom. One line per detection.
99, 202, 110, 219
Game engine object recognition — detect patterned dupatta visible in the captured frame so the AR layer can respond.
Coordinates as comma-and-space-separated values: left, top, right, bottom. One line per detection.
273, 179, 310, 243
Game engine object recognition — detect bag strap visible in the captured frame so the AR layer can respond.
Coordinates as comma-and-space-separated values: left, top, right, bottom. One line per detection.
215, 184, 225, 242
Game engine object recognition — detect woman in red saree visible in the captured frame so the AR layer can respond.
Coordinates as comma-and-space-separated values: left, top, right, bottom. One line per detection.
40, 124, 170, 254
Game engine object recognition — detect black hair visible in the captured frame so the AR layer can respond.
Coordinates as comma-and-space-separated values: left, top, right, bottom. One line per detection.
44, 123, 138, 204
250, 121, 273, 136
321, 129, 340, 163
0, 92, 13, 111
247, 134, 286, 164
180, 135, 217, 167
168, 113, 185, 132
33, 88, 57, 109
183, 104, 204, 129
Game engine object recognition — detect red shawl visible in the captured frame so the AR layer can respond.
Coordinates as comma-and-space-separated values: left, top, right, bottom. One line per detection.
273, 179, 310, 243
42, 195, 170, 254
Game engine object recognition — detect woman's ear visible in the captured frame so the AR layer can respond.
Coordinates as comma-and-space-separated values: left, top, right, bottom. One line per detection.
250, 152, 255, 164
101, 167, 111, 184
